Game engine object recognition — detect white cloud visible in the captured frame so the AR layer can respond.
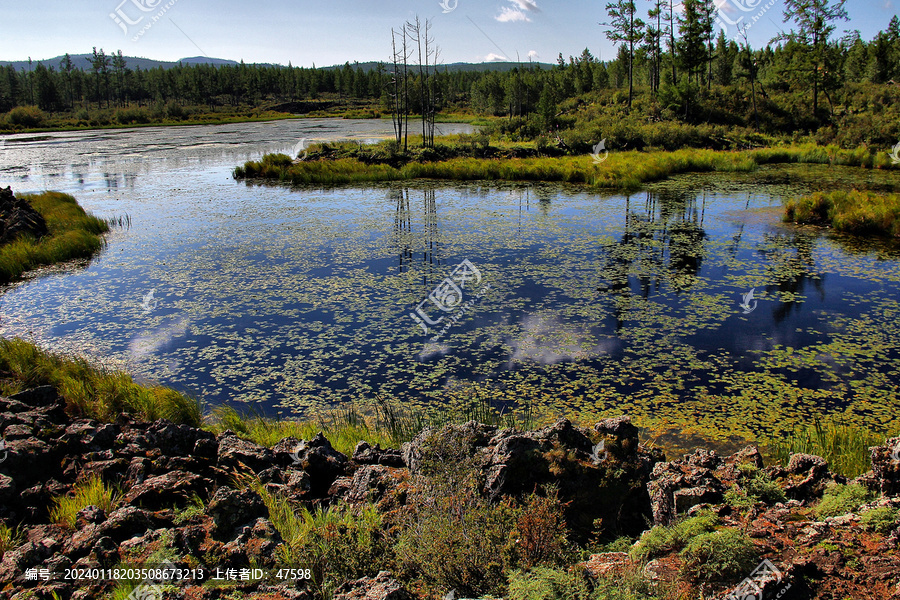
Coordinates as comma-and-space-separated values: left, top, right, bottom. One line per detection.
495, 0, 539, 22
527, 50, 539, 60
484, 53, 507, 62
496, 6, 530, 22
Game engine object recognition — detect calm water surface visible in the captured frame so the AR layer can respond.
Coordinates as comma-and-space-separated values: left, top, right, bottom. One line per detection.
1, 120, 898, 442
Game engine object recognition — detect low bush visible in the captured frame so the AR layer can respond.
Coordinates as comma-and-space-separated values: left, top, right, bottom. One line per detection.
859, 506, 899, 534
630, 510, 720, 563
6, 105, 46, 127
814, 483, 874, 519
678, 528, 758, 583
507, 567, 591, 600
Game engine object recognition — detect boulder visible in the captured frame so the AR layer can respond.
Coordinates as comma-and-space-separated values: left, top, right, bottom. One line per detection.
206, 486, 267, 534
332, 571, 414, 600
216, 431, 274, 474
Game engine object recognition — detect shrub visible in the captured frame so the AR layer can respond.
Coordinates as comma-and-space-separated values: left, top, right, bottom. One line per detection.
726, 464, 786, 510
814, 483, 874, 519
6, 106, 46, 127
679, 528, 758, 583
859, 506, 899, 534
50, 474, 121, 527
507, 567, 591, 600
630, 510, 720, 563
507, 489, 573, 571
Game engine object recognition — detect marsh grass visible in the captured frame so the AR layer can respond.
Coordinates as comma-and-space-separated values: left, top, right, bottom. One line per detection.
0, 338, 202, 426
207, 392, 534, 453
238, 475, 387, 600
0, 523, 23, 559
234, 143, 897, 191
784, 189, 900, 237
765, 418, 888, 479
0, 191, 109, 282
50, 474, 121, 528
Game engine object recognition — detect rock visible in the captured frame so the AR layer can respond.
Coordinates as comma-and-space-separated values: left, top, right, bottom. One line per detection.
216, 431, 274, 474
74, 506, 106, 529
7, 386, 58, 408
648, 449, 726, 526
291, 433, 349, 496
345, 465, 405, 504
870, 437, 900, 496
0, 540, 54, 583
783, 453, 835, 500
352, 442, 405, 468
0, 187, 48, 244
206, 486, 267, 534
123, 471, 211, 510
332, 571, 414, 600
582, 552, 633, 578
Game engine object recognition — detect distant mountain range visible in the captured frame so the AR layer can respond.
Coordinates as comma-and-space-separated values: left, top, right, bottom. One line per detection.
0, 54, 554, 73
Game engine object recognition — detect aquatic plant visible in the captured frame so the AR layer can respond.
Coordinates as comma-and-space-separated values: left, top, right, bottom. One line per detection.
784, 189, 900, 237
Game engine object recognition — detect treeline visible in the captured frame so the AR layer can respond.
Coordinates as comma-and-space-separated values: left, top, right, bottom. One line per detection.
0, 47, 485, 115
1, 6, 898, 140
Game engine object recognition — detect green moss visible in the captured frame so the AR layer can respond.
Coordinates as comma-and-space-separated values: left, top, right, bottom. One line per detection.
629, 510, 720, 564
678, 529, 758, 583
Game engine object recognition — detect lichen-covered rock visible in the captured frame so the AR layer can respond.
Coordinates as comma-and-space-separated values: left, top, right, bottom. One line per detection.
332, 571, 414, 600
206, 486, 267, 534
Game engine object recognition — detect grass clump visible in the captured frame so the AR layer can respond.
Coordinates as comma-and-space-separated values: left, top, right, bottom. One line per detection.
629, 510, 720, 564
678, 528, 758, 583
859, 506, 899, 534
507, 567, 591, 600
0, 337, 202, 426
172, 494, 206, 525
784, 189, 900, 237
814, 483, 875, 520
241, 476, 388, 600
0, 523, 23, 559
767, 418, 886, 479
49, 474, 121, 528
0, 191, 109, 282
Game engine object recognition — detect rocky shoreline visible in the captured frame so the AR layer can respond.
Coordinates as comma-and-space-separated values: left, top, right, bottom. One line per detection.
0, 385, 898, 599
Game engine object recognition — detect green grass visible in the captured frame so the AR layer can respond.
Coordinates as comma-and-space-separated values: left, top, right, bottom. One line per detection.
0, 191, 110, 282
49, 474, 121, 528
0, 523, 23, 559
784, 189, 900, 237
234, 143, 898, 191
0, 337, 202, 426
765, 418, 889, 479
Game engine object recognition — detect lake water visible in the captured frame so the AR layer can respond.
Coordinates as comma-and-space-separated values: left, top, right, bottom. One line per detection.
1, 120, 899, 444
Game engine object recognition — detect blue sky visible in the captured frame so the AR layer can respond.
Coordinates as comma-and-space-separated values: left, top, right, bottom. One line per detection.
2, 0, 896, 67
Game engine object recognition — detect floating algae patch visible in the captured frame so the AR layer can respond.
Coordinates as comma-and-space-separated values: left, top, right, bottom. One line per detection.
1, 166, 899, 442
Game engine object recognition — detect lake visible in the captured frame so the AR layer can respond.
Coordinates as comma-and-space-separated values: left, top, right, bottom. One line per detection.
1, 119, 899, 446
